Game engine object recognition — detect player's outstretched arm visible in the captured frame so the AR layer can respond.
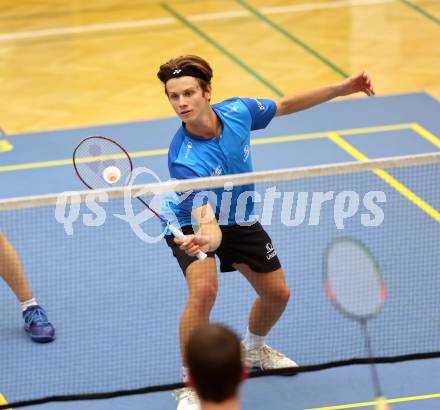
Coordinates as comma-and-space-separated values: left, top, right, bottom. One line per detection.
275, 72, 374, 117
175, 204, 222, 256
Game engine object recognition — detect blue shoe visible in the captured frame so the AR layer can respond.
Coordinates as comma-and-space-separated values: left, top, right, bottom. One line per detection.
23, 305, 55, 343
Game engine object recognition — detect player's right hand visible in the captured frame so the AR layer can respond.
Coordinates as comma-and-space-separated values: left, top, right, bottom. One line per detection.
175, 234, 210, 257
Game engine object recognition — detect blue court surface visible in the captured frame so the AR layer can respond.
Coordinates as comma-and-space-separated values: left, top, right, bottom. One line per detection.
1, 93, 439, 409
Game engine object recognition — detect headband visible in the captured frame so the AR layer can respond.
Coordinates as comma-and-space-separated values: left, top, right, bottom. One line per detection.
163, 67, 207, 83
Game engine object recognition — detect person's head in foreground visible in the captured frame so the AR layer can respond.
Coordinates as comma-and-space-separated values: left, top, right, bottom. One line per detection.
186, 324, 247, 408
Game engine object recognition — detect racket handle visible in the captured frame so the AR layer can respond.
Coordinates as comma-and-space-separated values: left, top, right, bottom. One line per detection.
168, 224, 207, 261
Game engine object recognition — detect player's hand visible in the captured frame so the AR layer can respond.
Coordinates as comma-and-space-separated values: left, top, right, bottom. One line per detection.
175, 234, 210, 257
339, 72, 375, 97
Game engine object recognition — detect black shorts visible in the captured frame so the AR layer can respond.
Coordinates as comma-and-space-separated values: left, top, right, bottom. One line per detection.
165, 221, 281, 275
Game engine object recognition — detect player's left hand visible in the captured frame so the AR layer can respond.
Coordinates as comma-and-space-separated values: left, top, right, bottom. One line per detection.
339, 72, 375, 97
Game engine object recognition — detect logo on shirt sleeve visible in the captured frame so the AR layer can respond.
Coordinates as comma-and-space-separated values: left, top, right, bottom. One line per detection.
243, 144, 250, 162
185, 141, 193, 159
254, 99, 265, 110
212, 165, 223, 176
176, 190, 192, 199
224, 105, 239, 116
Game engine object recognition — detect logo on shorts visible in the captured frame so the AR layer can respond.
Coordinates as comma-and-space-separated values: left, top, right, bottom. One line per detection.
265, 242, 276, 260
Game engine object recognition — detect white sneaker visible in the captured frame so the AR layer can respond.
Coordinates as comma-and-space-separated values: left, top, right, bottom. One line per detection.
175, 387, 201, 410
244, 344, 298, 370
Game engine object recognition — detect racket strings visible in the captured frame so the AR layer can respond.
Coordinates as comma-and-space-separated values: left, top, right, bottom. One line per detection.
73, 137, 132, 189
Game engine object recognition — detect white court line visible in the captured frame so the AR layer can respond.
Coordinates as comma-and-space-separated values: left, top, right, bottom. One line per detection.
0, 0, 394, 42
260, 0, 395, 14
0, 17, 176, 41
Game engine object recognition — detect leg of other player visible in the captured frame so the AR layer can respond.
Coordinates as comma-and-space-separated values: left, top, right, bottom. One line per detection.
0, 233, 33, 302
0, 233, 55, 343
175, 258, 218, 410
180, 257, 218, 366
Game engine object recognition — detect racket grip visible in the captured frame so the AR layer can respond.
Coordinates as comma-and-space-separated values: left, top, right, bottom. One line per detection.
168, 224, 207, 261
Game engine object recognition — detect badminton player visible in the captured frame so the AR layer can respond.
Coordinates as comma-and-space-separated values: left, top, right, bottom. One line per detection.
157, 55, 374, 410
186, 324, 246, 410
0, 232, 55, 342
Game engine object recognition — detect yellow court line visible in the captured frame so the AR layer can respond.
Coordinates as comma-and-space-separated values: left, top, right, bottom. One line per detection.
0, 123, 417, 173
411, 123, 440, 149
0, 134, 321, 172
73, 149, 170, 164
0, 393, 11, 410
129, 148, 169, 158
306, 392, 440, 409
251, 133, 325, 145
0, 140, 13, 153
336, 123, 414, 136
0, 148, 169, 172
327, 133, 440, 223
242, 123, 415, 145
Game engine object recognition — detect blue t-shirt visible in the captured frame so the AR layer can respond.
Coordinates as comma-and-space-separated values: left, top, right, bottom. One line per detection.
161, 97, 277, 230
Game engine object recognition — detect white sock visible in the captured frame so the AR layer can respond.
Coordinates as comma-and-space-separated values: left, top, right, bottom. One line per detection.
182, 367, 190, 383
21, 298, 38, 312
243, 328, 266, 351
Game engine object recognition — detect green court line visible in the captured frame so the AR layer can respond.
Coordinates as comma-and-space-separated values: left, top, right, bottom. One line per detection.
161, 3, 284, 97
398, 0, 440, 24
236, 0, 349, 78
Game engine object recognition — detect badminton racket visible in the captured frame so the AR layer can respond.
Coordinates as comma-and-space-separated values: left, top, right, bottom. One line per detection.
323, 237, 391, 410
73, 136, 207, 260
